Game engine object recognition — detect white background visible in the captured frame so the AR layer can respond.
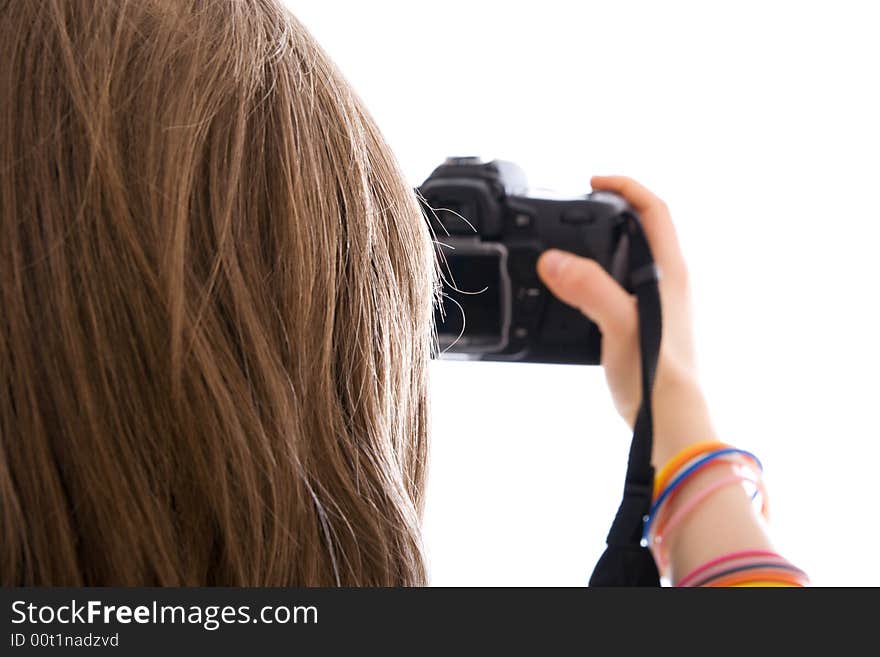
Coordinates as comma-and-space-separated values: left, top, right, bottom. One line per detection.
289, 0, 880, 586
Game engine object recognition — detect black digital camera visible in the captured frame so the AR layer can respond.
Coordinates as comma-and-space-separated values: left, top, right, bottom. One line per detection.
418, 157, 637, 365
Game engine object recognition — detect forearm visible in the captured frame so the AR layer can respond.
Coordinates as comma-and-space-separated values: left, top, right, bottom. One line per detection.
650, 385, 779, 585
656, 457, 775, 584
650, 377, 717, 468
537, 176, 805, 586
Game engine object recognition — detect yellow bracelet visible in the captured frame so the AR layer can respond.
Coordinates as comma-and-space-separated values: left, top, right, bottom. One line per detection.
653, 440, 731, 499
730, 581, 801, 587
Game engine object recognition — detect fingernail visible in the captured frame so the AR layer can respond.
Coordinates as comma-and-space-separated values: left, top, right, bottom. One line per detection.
539, 249, 568, 278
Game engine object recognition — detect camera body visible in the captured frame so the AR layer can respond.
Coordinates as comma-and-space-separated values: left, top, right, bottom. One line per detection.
418, 157, 635, 365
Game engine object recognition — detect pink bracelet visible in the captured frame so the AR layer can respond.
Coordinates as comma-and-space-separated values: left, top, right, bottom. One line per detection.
686, 554, 807, 587
652, 473, 766, 570
648, 458, 743, 545
676, 550, 787, 587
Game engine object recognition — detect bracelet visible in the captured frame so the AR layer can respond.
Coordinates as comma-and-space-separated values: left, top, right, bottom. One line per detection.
676, 550, 810, 587
689, 557, 808, 587
649, 457, 757, 543
730, 581, 804, 587
648, 444, 790, 585
653, 440, 730, 498
652, 472, 766, 570
703, 569, 809, 587
676, 549, 780, 587
644, 447, 763, 542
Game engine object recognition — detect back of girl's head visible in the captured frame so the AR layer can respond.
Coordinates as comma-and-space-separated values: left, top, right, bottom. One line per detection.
0, 0, 435, 585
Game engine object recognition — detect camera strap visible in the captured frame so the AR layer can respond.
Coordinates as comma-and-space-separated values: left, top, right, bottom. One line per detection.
588, 213, 662, 586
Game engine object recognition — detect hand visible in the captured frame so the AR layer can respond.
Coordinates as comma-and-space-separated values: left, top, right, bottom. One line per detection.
536, 176, 717, 466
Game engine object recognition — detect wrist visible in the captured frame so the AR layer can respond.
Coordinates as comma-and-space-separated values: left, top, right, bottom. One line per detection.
650, 375, 716, 468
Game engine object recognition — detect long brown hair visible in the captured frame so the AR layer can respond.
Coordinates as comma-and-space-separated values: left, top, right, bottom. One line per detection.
0, 0, 435, 585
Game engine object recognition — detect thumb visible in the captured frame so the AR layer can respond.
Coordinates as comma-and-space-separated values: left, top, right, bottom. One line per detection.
536, 249, 636, 334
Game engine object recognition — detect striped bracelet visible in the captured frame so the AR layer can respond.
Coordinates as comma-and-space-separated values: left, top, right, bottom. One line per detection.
676, 550, 810, 587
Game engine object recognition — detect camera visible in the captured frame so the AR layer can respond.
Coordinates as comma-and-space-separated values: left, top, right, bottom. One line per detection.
418, 157, 636, 365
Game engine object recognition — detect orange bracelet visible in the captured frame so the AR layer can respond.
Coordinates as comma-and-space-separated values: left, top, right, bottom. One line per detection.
731, 581, 801, 587
649, 458, 739, 548
653, 440, 731, 499
706, 569, 808, 587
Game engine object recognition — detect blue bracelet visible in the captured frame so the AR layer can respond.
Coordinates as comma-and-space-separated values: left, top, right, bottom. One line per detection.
642, 447, 763, 544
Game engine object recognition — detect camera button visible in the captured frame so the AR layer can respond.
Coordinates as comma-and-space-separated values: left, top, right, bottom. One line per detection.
513, 213, 532, 228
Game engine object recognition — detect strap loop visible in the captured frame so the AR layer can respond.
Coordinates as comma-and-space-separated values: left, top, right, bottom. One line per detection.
629, 263, 660, 289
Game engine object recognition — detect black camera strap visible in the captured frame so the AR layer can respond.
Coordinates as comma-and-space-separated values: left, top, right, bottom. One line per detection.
588, 213, 662, 586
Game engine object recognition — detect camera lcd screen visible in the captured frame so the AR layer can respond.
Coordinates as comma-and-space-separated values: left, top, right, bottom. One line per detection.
434, 248, 507, 349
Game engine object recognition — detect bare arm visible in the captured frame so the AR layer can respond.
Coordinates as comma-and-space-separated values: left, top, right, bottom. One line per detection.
537, 176, 780, 584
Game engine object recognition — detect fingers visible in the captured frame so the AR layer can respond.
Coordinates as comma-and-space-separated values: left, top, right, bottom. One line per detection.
536, 249, 636, 335
590, 175, 687, 280
590, 175, 663, 214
